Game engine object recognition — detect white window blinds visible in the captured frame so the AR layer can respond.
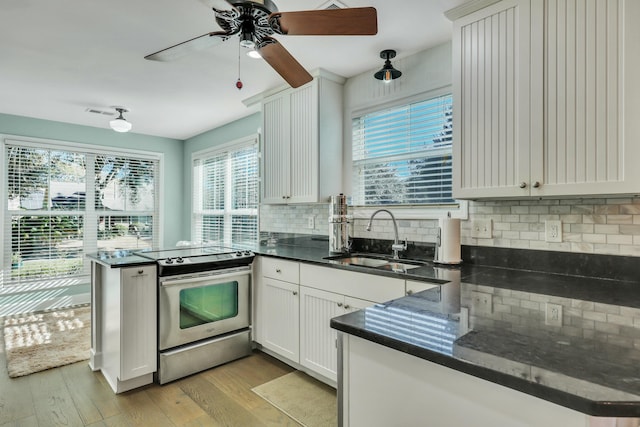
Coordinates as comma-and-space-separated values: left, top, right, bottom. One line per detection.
4, 140, 160, 288
352, 94, 454, 206
192, 139, 259, 246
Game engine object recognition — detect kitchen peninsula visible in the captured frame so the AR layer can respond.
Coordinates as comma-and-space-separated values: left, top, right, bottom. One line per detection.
327, 246, 640, 426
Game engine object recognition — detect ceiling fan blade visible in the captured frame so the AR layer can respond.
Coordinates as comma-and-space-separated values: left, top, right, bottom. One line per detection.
271, 7, 377, 36
198, 0, 236, 12
144, 31, 230, 62
257, 38, 313, 88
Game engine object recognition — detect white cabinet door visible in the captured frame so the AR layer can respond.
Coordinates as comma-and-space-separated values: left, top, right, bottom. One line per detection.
262, 277, 300, 363
452, 0, 542, 199
262, 93, 291, 204
453, 0, 640, 199
261, 75, 343, 204
262, 84, 316, 204
299, 286, 345, 382
538, 0, 640, 196
120, 266, 157, 381
288, 84, 319, 203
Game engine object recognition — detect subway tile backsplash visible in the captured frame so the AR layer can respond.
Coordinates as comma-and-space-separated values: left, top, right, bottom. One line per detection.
260, 196, 640, 257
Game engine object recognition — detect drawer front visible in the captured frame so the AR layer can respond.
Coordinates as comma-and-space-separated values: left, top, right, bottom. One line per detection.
406, 280, 440, 296
299, 263, 405, 303
262, 257, 300, 283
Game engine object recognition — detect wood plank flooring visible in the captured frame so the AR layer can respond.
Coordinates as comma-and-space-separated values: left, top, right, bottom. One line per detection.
0, 344, 305, 427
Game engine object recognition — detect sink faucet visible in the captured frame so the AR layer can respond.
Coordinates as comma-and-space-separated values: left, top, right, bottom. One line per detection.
366, 209, 407, 259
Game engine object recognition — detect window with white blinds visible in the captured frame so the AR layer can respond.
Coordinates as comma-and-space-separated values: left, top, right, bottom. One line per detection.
192, 138, 259, 246
3, 139, 160, 288
352, 94, 454, 206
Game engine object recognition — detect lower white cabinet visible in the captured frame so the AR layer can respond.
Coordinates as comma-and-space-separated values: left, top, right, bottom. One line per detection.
257, 256, 407, 385
96, 264, 157, 393
261, 276, 300, 363
300, 286, 373, 382
341, 334, 587, 427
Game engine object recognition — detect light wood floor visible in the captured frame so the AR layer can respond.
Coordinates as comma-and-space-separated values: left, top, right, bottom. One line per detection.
0, 347, 306, 427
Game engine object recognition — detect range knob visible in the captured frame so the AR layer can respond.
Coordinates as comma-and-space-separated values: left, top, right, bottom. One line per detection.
165, 257, 173, 264
175, 257, 184, 264
243, 250, 252, 256
235, 251, 242, 257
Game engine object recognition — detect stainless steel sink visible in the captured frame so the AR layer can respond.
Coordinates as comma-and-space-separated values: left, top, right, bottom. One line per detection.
323, 254, 424, 271
333, 256, 390, 268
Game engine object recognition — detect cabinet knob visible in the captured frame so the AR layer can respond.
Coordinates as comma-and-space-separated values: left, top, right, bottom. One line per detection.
137, 269, 144, 275
344, 305, 350, 310
282, 196, 287, 199
519, 182, 527, 189
293, 291, 298, 296
275, 268, 282, 273
533, 181, 541, 188
337, 302, 343, 307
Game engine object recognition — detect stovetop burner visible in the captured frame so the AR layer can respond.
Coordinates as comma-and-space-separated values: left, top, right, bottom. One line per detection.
136, 245, 255, 276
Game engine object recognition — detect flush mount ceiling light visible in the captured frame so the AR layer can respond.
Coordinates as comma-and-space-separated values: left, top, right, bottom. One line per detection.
109, 107, 132, 133
374, 49, 402, 83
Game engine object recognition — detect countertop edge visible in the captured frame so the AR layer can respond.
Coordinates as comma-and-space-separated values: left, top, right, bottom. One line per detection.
330, 318, 640, 418
86, 253, 156, 268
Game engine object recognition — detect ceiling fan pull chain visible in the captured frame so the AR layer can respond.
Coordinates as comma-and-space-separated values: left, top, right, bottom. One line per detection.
236, 38, 243, 90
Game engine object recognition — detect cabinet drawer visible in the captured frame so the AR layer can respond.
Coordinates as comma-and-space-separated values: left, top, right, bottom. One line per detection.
406, 280, 440, 296
300, 263, 404, 303
262, 258, 300, 283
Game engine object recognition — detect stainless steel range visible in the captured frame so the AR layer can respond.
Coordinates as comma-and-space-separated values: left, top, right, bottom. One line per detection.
139, 246, 255, 384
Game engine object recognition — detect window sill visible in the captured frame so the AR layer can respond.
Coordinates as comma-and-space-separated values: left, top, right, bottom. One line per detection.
349, 200, 468, 221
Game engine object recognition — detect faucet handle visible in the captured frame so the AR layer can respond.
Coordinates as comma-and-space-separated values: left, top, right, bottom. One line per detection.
391, 238, 407, 252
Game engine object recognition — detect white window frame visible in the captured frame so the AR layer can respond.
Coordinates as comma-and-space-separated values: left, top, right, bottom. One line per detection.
349, 87, 468, 221
191, 135, 259, 245
1, 134, 163, 291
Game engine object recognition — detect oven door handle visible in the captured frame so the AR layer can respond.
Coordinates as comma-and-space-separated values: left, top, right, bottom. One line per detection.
160, 268, 251, 287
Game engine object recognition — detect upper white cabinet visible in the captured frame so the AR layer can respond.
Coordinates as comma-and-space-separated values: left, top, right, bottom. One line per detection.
451, 0, 640, 198
452, 0, 541, 198
261, 74, 344, 204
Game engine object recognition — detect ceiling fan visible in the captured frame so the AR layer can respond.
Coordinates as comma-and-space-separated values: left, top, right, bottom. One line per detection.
144, 0, 377, 88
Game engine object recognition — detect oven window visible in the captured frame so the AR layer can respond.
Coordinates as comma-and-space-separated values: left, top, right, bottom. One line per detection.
179, 281, 239, 329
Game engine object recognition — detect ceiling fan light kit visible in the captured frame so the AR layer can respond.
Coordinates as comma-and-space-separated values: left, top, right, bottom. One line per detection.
144, 1, 378, 88
109, 107, 132, 133
374, 49, 402, 83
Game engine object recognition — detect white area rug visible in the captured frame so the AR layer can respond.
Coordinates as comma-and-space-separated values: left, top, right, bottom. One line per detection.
2, 305, 90, 378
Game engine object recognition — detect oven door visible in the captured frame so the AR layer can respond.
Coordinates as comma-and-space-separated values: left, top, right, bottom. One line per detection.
158, 267, 251, 351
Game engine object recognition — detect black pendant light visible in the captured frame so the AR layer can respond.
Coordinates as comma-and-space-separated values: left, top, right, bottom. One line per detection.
374, 49, 402, 82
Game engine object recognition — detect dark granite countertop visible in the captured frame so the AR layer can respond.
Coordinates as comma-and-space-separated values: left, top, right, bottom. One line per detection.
330, 264, 640, 417
87, 238, 640, 416
86, 250, 156, 268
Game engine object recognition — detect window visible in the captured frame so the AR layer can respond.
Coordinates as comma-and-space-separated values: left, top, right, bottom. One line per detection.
192, 137, 259, 246
3, 138, 160, 288
351, 94, 453, 206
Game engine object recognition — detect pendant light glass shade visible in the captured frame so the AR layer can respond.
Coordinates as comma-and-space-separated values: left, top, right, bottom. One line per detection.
374, 49, 402, 83
109, 107, 132, 133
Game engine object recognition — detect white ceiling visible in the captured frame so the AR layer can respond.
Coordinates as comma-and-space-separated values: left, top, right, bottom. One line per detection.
0, 0, 465, 140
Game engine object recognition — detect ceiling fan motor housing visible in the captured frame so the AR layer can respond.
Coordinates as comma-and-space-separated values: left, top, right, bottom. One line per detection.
216, 1, 279, 44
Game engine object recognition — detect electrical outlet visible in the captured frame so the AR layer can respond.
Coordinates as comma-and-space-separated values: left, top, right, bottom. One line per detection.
307, 216, 315, 229
545, 220, 562, 242
471, 291, 493, 314
470, 219, 492, 239
545, 303, 563, 327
